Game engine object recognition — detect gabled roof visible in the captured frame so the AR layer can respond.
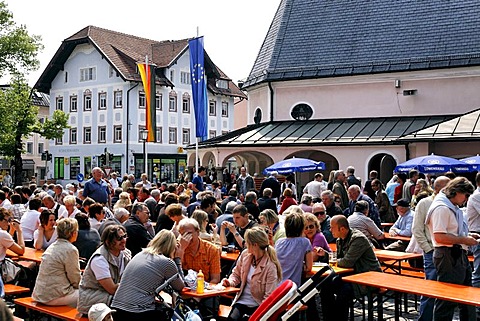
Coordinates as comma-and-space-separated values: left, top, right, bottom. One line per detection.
35, 26, 246, 99
193, 113, 467, 148
244, 0, 480, 88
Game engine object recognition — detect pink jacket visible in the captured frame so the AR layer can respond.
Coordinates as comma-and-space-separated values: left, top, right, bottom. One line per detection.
227, 249, 280, 306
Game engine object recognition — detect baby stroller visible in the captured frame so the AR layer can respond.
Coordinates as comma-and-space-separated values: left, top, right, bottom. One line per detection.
249, 264, 337, 321
155, 273, 202, 321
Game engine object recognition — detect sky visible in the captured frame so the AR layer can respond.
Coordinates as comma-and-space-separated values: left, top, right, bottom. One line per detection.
2, 0, 281, 87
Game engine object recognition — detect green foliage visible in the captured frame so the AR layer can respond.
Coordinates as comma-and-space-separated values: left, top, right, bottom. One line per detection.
0, 0, 43, 77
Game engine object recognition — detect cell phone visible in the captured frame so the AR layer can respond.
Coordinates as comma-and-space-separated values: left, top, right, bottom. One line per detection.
12, 219, 21, 224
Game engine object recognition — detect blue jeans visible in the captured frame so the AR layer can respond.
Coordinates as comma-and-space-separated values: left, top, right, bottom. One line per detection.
471, 243, 480, 315
417, 250, 436, 321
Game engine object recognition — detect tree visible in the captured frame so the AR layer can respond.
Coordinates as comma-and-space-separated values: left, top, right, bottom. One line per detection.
0, 1, 43, 77
0, 76, 68, 186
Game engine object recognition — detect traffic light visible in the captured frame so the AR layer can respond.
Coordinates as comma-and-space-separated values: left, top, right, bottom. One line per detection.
41, 151, 47, 161
99, 154, 106, 164
42, 151, 52, 161
47, 152, 52, 161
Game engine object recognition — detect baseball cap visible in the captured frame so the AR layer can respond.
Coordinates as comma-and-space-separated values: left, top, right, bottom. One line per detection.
88, 303, 115, 321
394, 198, 410, 208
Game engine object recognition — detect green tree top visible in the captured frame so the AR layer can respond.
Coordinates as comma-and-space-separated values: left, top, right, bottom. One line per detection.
0, 0, 43, 77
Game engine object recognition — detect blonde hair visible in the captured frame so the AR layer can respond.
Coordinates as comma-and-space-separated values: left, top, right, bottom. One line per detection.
114, 192, 132, 209
245, 227, 282, 281
192, 210, 209, 232
304, 213, 320, 231
145, 229, 176, 257
57, 218, 78, 240
63, 195, 76, 207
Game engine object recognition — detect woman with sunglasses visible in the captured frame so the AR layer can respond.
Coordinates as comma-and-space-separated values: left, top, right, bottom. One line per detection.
78, 225, 131, 316
0, 208, 25, 263
303, 213, 331, 262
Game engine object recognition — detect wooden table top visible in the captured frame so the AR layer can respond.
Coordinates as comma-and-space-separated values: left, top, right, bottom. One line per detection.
7, 247, 43, 263
221, 251, 240, 262
307, 263, 354, 277
384, 232, 412, 243
374, 249, 423, 261
181, 286, 240, 299
342, 271, 480, 306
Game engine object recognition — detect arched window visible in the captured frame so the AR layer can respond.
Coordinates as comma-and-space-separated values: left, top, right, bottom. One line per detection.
291, 103, 313, 120
254, 108, 262, 124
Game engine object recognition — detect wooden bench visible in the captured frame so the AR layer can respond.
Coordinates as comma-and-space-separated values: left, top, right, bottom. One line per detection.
218, 302, 308, 320
4, 284, 30, 296
14, 297, 88, 321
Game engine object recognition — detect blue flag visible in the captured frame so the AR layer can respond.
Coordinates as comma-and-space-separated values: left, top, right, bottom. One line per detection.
189, 37, 208, 140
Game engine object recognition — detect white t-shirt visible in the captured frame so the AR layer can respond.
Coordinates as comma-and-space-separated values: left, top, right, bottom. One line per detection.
236, 265, 258, 307
90, 252, 125, 280
33, 227, 58, 250
20, 209, 40, 241
428, 206, 462, 249
0, 229, 14, 261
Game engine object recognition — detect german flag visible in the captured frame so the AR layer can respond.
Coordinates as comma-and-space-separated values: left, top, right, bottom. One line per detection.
137, 62, 156, 142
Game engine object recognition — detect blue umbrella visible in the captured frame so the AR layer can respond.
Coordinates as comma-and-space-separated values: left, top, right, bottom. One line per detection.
394, 153, 473, 173
263, 157, 325, 175
461, 154, 480, 171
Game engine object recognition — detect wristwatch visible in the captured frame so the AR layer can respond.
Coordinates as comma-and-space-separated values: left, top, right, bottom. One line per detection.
234, 232, 240, 237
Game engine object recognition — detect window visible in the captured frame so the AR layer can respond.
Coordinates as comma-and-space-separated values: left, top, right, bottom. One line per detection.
216, 79, 228, 89
55, 136, 62, 145
84, 91, 92, 111
70, 157, 80, 179
156, 94, 162, 110
254, 108, 262, 124
156, 127, 162, 143
114, 126, 122, 143
26, 142, 33, 154
70, 128, 77, 144
180, 71, 191, 84
98, 92, 107, 110
209, 130, 216, 139
182, 129, 190, 144
56, 97, 63, 111
139, 92, 146, 109
169, 93, 177, 112
64, 71, 68, 83
109, 66, 115, 78
170, 70, 174, 82
209, 100, 216, 116
169, 128, 177, 144
70, 96, 77, 112
98, 126, 106, 143
182, 95, 190, 113
114, 91, 122, 108
80, 67, 96, 82
38, 142, 44, 154
291, 103, 314, 120
221, 101, 228, 117
222, 130, 229, 136
84, 127, 91, 144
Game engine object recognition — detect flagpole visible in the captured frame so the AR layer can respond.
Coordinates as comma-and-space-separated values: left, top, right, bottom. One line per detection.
195, 27, 199, 175
145, 55, 149, 178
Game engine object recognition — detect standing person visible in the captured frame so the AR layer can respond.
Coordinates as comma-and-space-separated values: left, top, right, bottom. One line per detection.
363, 170, 378, 201
32, 218, 81, 307
2, 173, 12, 188
78, 225, 132, 315
275, 212, 313, 287
280, 175, 297, 201
394, 173, 407, 204
403, 169, 420, 203
111, 230, 185, 321
385, 175, 400, 206
221, 227, 282, 321
108, 172, 120, 190
259, 172, 281, 204
371, 179, 396, 223
467, 172, 480, 319
303, 173, 327, 203
426, 177, 478, 321
346, 166, 362, 188
332, 170, 348, 210
235, 167, 255, 200
191, 166, 207, 201
413, 176, 450, 321
83, 167, 109, 205
318, 215, 381, 321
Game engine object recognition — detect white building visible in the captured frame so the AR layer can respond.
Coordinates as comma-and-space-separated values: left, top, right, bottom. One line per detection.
34, 26, 245, 184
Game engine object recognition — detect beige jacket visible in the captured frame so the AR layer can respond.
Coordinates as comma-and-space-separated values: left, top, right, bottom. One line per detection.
32, 239, 81, 303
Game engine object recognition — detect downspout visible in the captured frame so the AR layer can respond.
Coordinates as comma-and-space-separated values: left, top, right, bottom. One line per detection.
268, 82, 274, 122
126, 82, 139, 173
404, 143, 410, 161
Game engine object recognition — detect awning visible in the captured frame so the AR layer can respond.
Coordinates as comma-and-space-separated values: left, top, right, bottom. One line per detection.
194, 113, 467, 148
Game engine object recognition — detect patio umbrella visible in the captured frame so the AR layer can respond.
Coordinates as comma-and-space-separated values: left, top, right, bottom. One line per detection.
263, 157, 325, 175
394, 153, 473, 174
461, 154, 480, 171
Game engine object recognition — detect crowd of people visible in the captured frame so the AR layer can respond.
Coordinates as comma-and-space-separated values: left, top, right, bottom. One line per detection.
0, 164, 479, 321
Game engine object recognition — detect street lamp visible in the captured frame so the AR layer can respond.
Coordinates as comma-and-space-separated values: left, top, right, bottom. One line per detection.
141, 129, 149, 178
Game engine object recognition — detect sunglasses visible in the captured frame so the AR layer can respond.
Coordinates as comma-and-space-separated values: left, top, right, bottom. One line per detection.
305, 224, 316, 230
116, 234, 128, 241
314, 211, 326, 216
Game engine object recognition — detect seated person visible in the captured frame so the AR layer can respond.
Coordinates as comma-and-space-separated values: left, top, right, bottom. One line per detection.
111, 230, 184, 321
347, 200, 384, 248
220, 204, 258, 250
34, 209, 58, 250
258, 209, 285, 246
78, 225, 132, 315
124, 203, 153, 256
192, 209, 219, 245
88, 203, 105, 231
32, 218, 81, 307
304, 213, 331, 262
222, 227, 282, 321
385, 198, 414, 252
275, 212, 313, 287
318, 215, 381, 321
0, 208, 25, 261
73, 213, 101, 261
312, 202, 335, 243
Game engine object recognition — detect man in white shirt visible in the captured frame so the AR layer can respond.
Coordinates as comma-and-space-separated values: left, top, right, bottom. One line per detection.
42, 195, 68, 219
20, 198, 42, 247
303, 173, 327, 203
0, 190, 12, 211
109, 172, 120, 190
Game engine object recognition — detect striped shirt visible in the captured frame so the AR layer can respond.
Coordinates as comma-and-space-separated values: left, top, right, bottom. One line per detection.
112, 251, 184, 313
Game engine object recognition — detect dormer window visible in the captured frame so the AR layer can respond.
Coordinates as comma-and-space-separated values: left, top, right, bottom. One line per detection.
216, 79, 228, 89
291, 103, 313, 121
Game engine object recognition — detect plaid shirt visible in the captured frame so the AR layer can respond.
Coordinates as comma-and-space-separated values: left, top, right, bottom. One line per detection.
11, 204, 26, 220
182, 238, 221, 282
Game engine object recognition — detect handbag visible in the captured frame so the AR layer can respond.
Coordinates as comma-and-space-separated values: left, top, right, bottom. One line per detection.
1, 258, 22, 283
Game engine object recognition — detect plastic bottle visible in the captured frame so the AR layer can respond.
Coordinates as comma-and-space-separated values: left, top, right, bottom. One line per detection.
196, 269, 204, 294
